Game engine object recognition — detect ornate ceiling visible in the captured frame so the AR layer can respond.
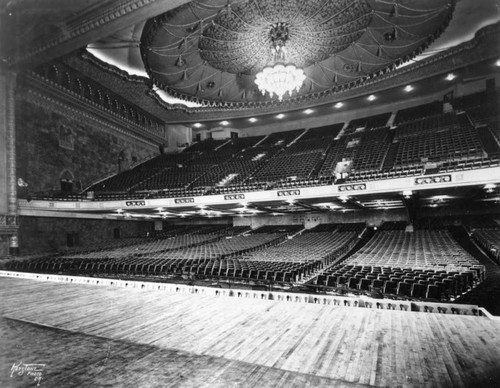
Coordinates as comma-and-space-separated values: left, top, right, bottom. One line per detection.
141, 0, 455, 107
198, 0, 372, 74
6, 0, 499, 124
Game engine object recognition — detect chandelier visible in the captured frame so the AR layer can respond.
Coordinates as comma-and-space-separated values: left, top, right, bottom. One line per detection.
255, 22, 306, 101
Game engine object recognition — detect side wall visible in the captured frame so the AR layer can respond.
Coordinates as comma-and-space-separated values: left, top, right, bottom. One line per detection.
16, 99, 158, 194
13, 91, 160, 256
18, 217, 153, 255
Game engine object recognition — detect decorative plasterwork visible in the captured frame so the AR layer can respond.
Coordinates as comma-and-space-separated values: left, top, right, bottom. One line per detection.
141, 0, 455, 107
4, 0, 181, 67
80, 49, 148, 84
199, 0, 371, 74
18, 74, 163, 148
26, 61, 166, 141
149, 22, 500, 119
76, 21, 500, 121
0, 214, 18, 236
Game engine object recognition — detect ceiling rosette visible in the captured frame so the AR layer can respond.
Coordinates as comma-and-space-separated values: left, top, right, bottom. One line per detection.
141, 0, 455, 108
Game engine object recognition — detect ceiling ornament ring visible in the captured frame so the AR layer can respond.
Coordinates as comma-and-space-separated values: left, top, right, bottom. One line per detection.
141, 0, 455, 109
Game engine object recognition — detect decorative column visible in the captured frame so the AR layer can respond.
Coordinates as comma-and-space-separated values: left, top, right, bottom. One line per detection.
8, 73, 19, 255
6, 73, 17, 216
0, 71, 19, 255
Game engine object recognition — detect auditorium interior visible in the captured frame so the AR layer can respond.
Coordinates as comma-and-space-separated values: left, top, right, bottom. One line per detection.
1, 0, 500, 387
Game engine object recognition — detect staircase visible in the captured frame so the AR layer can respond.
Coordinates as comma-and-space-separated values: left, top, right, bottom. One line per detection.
337, 226, 377, 264
381, 142, 399, 170
287, 128, 308, 146
217, 173, 239, 187
308, 141, 334, 178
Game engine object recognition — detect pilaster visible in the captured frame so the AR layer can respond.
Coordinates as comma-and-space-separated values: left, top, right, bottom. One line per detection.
0, 71, 19, 255
6, 73, 17, 215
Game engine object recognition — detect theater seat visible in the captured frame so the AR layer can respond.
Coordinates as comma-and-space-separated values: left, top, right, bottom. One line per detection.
426, 285, 441, 300
359, 278, 371, 291
383, 281, 397, 295
411, 283, 427, 299
316, 274, 326, 286
337, 276, 347, 286
348, 277, 360, 289
326, 275, 337, 287
397, 282, 411, 297
371, 279, 384, 290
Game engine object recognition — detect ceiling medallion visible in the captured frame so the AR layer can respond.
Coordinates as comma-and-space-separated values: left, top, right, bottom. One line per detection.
255, 22, 306, 101
141, 0, 455, 108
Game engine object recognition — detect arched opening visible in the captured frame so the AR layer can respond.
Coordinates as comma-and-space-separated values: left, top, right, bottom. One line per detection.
60, 169, 75, 193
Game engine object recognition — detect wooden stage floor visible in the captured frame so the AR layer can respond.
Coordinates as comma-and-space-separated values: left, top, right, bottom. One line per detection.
1, 277, 500, 387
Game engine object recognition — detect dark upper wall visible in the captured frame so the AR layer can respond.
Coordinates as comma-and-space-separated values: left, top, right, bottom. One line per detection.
15, 100, 157, 194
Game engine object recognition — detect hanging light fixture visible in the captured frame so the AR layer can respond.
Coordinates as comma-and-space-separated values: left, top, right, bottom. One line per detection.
255, 22, 305, 101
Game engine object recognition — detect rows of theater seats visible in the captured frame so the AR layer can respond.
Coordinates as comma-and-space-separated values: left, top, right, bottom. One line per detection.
312, 264, 482, 301
4, 222, 489, 303
343, 112, 391, 134
14, 225, 248, 264
393, 100, 443, 125
391, 114, 485, 166
343, 229, 479, 270
81, 90, 498, 198
242, 228, 356, 262
318, 127, 392, 178
187, 258, 320, 283
57, 232, 224, 260
6, 224, 228, 262
6, 225, 299, 275
4, 224, 358, 284
50, 231, 287, 276
470, 227, 500, 264
4, 235, 153, 262
309, 222, 485, 301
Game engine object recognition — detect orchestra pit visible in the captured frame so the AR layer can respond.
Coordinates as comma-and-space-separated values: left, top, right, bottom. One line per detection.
1, 1, 500, 387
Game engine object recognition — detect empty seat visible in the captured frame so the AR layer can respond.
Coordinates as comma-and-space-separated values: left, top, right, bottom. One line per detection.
397, 282, 412, 297
426, 284, 441, 300
348, 277, 360, 289
442, 279, 455, 296
371, 279, 384, 290
383, 281, 397, 295
359, 278, 371, 291
316, 274, 326, 286
411, 283, 427, 299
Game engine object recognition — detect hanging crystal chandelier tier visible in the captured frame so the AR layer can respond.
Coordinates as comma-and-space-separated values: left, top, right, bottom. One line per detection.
255, 22, 306, 101
255, 63, 306, 101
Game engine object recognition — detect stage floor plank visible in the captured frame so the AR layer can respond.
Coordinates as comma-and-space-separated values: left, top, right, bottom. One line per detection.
1, 277, 500, 387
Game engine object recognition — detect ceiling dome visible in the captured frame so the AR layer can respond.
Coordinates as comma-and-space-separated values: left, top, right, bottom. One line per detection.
141, 0, 455, 107
198, 0, 372, 74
